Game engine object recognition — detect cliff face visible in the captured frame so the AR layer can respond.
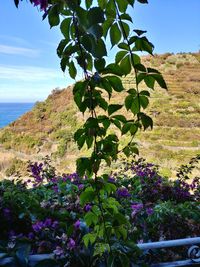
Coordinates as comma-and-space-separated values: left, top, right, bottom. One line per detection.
0, 52, 200, 177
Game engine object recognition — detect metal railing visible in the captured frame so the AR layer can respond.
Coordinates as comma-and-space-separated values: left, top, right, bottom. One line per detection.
0, 237, 200, 266
137, 237, 200, 267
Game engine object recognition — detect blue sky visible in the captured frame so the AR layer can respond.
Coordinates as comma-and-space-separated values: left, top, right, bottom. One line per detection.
0, 0, 199, 102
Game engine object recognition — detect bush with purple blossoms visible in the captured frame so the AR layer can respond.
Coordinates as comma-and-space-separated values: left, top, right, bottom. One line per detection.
0, 156, 199, 265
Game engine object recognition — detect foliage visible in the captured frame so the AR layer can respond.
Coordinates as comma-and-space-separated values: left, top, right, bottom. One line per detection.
5, 0, 197, 265
12, 1, 167, 262
0, 158, 199, 266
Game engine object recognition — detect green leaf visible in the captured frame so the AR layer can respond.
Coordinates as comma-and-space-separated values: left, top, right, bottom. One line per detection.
144, 75, 155, 89
131, 53, 141, 66
94, 58, 106, 72
102, 63, 124, 76
116, 0, 128, 12
122, 122, 132, 135
135, 37, 154, 54
68, 61, 77, 79
127, 88, 137, 96
139, 95, 149, 109
150, 74, 167, 89
112, 115, 127, 123
92, 39, 107, 58
112, 119, 121, 129
84, 212, 98, 226
99, 78, 112, 97
57, 39, 68, 58
73, 80, 88, 95
115, 50, 128, 64
80, 188, 96, 205
60, 57, 68, 72
14, 0, 19, 8
98, 0, 107, 9
131, 97, 140, 115
60, 18, 71, 41
140, 113, 153, 130
120, 13, 133, 22
98, 97, 108, 111
83, 233, 96, 247
76, 6, 88, 27
120, 55, 131, 75
102, 18, 114, 38
85, 0, 93, 9
48, 5, 60, 28
118, 42, 129, 50
137, 0, 148, 3
140, 90, 150, 96
108, 104, 123, 116
88, 24, 103, 39
125, 95, 133, 110
94, 243, 110, 257
106, 76, 124, 92
88, 7, 105, 26
134, 29, 147, 36
130, 123, 139, 135
110, 23, 121, 47
121, 22, 130, 37
81, 34, 93, 52
77, 135, 86, 149
105, 0, 116, 18
76, 157, 92, 177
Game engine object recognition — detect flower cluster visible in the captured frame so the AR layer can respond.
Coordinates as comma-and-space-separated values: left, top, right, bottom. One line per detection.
32, 218, 59, 233
32, 0, 48, 11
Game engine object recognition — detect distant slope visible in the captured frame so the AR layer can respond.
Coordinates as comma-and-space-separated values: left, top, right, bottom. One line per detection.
0, 52, 200, 177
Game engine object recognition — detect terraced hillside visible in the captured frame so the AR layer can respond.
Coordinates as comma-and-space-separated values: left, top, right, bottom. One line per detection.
0, 52, 200, 177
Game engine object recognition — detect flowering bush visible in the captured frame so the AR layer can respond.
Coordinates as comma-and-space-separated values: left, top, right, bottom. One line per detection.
0, 156, 199, 266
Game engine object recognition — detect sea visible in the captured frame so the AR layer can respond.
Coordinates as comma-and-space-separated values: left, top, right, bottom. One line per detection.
0, 103, 35, 128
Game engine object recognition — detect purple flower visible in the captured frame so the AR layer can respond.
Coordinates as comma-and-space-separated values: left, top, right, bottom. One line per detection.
43, 218, 52, 227
74, 220, 81, 230
84, 204, 92, 212
131, 203, 144, 211
68, 238, 76, 250
78, 184, 84, 190
116, 187, 131, 198
32, 221, 44, 232
28, 232, 35, 240
32, 0, 48, 11
131, 203, 143, 218
52, 221, 59, 229
146, 207, 154, 216
52, 185, 59, 193
53, 246, 64, 257
108, 176, 116, 183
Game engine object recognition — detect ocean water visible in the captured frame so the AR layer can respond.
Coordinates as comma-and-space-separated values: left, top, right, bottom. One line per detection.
0, 103, 35, 128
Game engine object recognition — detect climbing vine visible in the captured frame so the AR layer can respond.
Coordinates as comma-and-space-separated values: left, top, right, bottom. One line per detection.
14, 0, 167, 264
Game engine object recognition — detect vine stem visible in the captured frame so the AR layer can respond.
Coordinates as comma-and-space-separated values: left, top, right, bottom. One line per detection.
73, 9, 112, 261
113, 0, 141, 116
73, 13, 89, 80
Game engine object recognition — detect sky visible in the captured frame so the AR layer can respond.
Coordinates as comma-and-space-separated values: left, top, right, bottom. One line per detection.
0, 0, 199, 102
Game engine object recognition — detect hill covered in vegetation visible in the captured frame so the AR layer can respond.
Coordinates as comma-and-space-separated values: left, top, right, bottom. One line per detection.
0, 52, 200, 177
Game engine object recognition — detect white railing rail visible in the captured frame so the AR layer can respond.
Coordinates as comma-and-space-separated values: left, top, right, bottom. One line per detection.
0, 237, 200, 266
137, 237, 200, 267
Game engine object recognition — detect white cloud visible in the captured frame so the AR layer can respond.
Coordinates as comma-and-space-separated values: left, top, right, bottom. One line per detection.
0, 44, 39, 57
0, 35, 30, 46
0, 65, 65, 82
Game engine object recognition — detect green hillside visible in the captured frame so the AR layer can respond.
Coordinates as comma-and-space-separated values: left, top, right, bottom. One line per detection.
0, 52, 200, 177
